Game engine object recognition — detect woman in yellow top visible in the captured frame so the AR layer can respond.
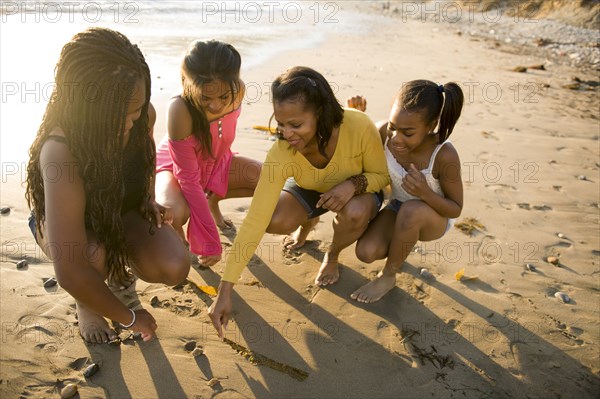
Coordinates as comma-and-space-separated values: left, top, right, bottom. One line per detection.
209, 66, 390, 336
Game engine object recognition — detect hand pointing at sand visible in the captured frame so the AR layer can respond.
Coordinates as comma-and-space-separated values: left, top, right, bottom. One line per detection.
208, 281, 234, 339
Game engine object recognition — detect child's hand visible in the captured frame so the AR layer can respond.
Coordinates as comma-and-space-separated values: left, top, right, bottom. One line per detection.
130, 309, 158, 342
346, 95, 367, 112
402, 163, 429, 198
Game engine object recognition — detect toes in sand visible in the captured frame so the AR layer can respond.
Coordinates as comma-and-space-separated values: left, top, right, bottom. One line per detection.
350, 272, 396, 303
284, 217, 319, 250
315, 254, 339, 287
76, 301, 117, 344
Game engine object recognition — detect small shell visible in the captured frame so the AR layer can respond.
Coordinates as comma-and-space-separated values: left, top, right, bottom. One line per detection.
191, 347, 204, 357
0, 207, 10, 215
419, 268, 434, 279
555, 291, 571, 303
16, 260, 27, 269
525, 263, 537, 272
83, 363, 99, 378
546, 256, 560, 266
207, 378, 220, 387
60, 383, 78, 398
577, 175, 588, 181
43, 277, 57, 288
557, 233, 566, 239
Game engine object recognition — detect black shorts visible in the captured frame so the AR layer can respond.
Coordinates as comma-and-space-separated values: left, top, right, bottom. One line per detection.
282, 178, 384, 219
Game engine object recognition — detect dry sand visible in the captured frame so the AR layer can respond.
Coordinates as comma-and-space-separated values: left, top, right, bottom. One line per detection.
1, 4, 599, 399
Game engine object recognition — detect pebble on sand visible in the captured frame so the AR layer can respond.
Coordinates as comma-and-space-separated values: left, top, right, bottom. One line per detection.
60, 383, 78, 398
546, 256, 560, 266
512, 66, 527, 72
420, 268, 434, 279
191, 347, 204, 357
0, 207, 10, 215
555, 291, 571, 303
83, 363, 99, 378
525, 263, 537, 272
16, 260, 27, 269
43, 277, 57, 288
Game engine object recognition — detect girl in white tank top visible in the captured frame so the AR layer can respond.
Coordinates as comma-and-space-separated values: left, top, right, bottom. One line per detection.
346, 80, 465, 303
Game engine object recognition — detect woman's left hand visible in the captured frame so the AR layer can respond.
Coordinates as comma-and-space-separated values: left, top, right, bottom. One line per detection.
401, 163, 430, 198
142, 198, 173, 228
316, 180, 355, 213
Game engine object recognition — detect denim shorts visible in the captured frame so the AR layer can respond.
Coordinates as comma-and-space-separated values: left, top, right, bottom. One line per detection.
384, 199, 455, 234
28, 212, 38, 242
282, 178, 384, 219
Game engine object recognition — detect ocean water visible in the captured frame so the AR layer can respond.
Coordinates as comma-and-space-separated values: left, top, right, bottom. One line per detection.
0, 0, 373, 164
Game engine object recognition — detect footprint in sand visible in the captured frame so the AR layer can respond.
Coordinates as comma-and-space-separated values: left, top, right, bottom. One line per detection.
19, 383, 60, 398
16, 314, 72, 344
545, 241, 574, 252
303, 284, 320, 302
144, 288, 201, 317
282, 251, 301, 265
485, 184, 518, 210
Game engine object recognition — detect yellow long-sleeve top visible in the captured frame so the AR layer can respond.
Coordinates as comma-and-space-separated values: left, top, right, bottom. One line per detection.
222, 108, 390, 283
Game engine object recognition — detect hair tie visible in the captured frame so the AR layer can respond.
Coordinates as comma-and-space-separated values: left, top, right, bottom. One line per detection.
438, 84, 445, 94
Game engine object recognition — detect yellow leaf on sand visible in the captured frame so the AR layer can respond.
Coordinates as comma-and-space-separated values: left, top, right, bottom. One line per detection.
187, 279, 218, 296
252, 125, 277, 134
198, 285, 218, 296
455, 268, 478, 282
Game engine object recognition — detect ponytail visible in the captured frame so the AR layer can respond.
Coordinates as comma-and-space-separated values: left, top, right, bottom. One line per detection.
437, 82, 464, 143
396, 80, 464, 143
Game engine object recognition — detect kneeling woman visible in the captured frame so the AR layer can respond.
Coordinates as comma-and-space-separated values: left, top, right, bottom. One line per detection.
26, 28, 189, 343
209, 66, 390, 336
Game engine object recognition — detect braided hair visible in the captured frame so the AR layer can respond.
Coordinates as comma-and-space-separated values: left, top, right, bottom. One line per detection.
25, 27, 154, 285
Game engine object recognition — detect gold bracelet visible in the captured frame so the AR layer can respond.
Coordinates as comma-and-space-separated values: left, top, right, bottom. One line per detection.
348, 174, 368, 196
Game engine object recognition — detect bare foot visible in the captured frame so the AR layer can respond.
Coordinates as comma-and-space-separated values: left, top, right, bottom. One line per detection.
214, 214, 234, 230
76, 301, 117, 344
283, 217, 319, 250
208, 196, 234, 230
315, 253, 339, 287
350, 271, 396, 303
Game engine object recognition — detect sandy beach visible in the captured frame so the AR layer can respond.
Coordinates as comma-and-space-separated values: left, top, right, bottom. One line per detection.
1, 1, 599, 398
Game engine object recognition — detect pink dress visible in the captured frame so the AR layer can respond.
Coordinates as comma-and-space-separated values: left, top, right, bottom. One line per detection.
155, 105, 242, 256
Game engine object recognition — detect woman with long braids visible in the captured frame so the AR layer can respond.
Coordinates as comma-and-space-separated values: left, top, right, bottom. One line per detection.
26, 27, 189, 343
155, 40, 260, 267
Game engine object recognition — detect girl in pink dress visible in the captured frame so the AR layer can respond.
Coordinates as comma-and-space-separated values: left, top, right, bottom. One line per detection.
155, 40, 260, 267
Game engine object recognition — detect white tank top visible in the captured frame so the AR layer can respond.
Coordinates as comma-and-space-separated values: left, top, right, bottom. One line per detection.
386, 139, 451, 203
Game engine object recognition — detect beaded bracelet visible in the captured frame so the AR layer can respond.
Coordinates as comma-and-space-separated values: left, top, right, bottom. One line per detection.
348, 174, 368, 196
120, 308, 136, 329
